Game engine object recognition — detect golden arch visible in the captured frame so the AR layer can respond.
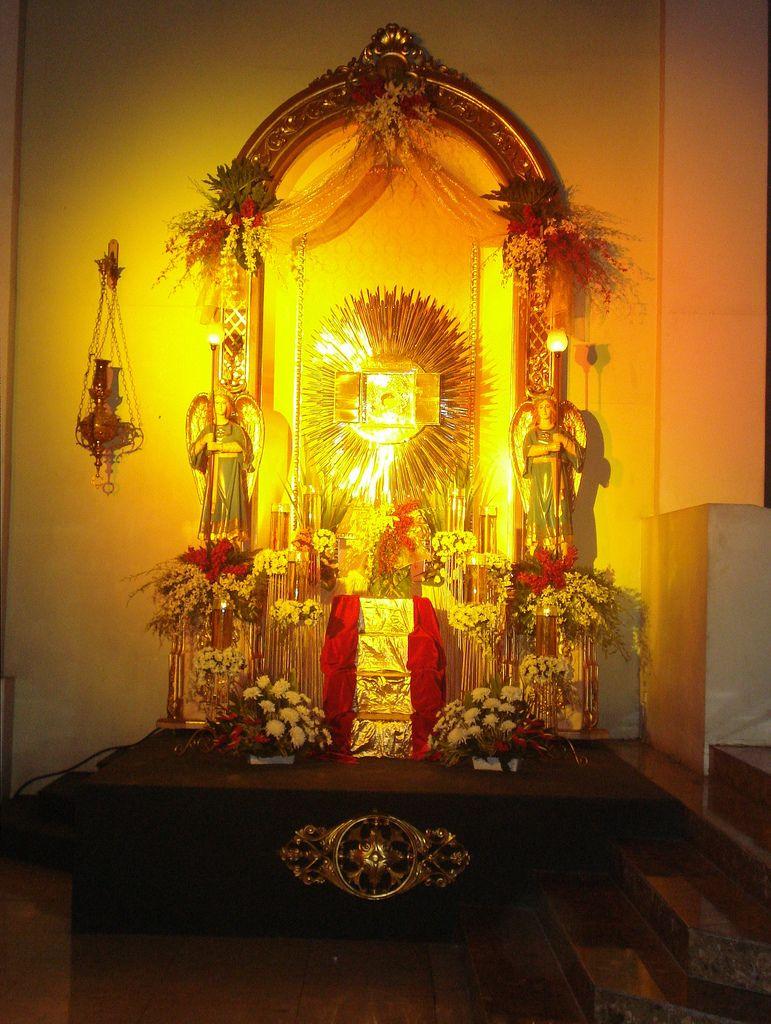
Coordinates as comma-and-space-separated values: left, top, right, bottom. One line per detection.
236, 24, 561, 553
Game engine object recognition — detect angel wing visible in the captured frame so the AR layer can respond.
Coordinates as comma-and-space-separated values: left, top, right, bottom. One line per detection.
510, 401, 535, 514
560, 400, 587, 500
185, 393, 211, 505
235, 394, 264, 499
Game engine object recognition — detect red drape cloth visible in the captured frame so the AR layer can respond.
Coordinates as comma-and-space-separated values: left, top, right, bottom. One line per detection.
321, 595, 446, 760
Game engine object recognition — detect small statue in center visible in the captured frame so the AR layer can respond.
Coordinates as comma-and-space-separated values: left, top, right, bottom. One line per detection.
186, 388, 263, 546
511, 394, 585, 552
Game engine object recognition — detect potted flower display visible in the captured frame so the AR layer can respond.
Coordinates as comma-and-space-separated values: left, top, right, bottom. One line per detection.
428, 683, 554, 772
207, 675, 331, 765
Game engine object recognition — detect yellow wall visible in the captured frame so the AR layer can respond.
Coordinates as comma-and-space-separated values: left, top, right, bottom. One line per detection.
658, 1, 767, 513
5, 0, 677, 784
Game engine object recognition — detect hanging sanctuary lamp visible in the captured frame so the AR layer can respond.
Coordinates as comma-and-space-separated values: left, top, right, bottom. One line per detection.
75, 240, 143, 493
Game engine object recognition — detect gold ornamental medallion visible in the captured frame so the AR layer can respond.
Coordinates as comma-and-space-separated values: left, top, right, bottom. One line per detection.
280, 813, 470, 900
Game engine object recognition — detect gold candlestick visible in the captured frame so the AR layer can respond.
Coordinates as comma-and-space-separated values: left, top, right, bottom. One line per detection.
477, 506, 498, 554
270, 503, 290, 549
301, 486, 320, 531
447, 486, 466, 532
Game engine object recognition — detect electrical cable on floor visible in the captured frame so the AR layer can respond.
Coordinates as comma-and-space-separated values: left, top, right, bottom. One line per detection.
10, 728, 162, 800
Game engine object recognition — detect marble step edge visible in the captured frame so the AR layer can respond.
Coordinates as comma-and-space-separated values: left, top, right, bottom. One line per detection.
710, 748, 771, 811
460, 904, 586, 1024
684, 804, 770, 912
534, 873, 767, 1024
613, 840, 771, 995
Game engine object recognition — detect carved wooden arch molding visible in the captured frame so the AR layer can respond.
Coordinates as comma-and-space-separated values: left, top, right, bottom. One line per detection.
236, 23, 558, 410
239, 23, 555, 187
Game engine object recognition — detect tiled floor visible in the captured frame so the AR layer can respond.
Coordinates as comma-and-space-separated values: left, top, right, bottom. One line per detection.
0, 857, 475, 1023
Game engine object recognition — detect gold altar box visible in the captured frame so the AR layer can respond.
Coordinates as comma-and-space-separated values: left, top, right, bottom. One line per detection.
359, 597, 413, 636
354, 673, 412, 719
356, 633, 408, 674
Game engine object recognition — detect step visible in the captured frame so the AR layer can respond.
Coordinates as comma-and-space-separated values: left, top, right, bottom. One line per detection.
615, 839, 771, 993
610, 741, 771, 909
536, 873, 771, 1024
462, 902, 586, 1024
710, 748, 771, 811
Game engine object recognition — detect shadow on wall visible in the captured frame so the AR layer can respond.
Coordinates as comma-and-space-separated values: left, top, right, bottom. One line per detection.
573, 410, 610, 567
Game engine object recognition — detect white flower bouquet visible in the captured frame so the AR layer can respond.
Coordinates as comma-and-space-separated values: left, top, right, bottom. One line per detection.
351, 76, 437, 160
430, 530, 478, 560
252, 548, 291, 577
193, 645, 247, 683
447, 602, 500, 646
208, 675, 331, 760
428, 683, 554, 768
269, 598, 322, 631
312, 529, 337, 560
519, 654, 575, 704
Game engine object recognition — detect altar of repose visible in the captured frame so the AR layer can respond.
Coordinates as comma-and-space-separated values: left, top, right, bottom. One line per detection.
71, 734, 681, 937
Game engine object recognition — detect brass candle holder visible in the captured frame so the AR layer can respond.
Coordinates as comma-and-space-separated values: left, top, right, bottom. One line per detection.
74, 241, 143, 492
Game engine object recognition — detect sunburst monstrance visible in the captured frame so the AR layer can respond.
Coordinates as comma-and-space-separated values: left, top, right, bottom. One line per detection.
301, 288, 472, 501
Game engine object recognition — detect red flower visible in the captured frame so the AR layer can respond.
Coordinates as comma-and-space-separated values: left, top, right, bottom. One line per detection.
350, 77, 386, 104
240, 197, 256, 218
516, 546, 578, 594
400, 92, 430, 118
181, 538, 250, 583
507, 205, 543, 239
375, 499, 421, 577
292, 528, 313, 552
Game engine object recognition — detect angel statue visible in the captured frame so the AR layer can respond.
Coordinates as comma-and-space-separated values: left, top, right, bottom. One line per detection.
186, 388, 264, 546
511, 394, 586, 552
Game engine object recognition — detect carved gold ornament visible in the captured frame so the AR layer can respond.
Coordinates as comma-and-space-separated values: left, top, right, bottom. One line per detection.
280, 813, 470, 900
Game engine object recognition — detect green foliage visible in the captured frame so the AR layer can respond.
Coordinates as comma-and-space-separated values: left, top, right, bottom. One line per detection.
202, 157, 276, 215
420, 466, 476, 535
483, 174, 564, 221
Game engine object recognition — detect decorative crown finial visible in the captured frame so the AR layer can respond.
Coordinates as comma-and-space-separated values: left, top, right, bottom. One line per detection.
359, 23, 428, 75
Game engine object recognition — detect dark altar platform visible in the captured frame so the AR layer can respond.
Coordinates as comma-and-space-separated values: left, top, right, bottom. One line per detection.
71, 734, 683, 938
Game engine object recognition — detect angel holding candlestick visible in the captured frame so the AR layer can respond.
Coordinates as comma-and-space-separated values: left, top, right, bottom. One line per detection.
511, 395, 585, 553
187, 387, 264, 547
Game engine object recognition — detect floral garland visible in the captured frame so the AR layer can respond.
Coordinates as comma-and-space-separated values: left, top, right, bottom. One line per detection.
428, 684, 553, 766
269, 598, 322, 631
484, 173, 629, 311
160, 156, 277, 305
350, 74, 437, 161
207, 676, 331, 759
